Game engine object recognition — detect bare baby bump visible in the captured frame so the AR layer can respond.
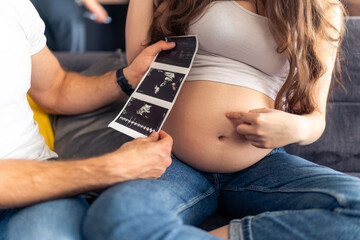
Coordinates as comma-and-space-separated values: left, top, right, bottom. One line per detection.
162, 81, 274, 173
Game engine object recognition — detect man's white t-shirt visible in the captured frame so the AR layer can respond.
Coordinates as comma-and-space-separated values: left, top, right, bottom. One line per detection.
0, 0, 58, 160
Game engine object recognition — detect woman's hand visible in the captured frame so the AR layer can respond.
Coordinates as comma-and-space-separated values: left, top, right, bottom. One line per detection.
226, 108, 304, 149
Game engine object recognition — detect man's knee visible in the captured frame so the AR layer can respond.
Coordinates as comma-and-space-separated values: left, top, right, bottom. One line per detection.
7, 197, 88, 240
90, 180, 175, 213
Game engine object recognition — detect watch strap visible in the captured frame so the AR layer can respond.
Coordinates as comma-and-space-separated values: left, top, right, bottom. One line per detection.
116, 68, 135, 96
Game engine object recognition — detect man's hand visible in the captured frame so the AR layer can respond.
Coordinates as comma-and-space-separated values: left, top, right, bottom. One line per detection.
100, 130, 173, 183
123, 40, 176, 88
83, 0, 109, 24
0, 131, 172, 208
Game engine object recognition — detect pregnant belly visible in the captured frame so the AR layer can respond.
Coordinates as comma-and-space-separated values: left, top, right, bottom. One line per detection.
162, 81, 275, 173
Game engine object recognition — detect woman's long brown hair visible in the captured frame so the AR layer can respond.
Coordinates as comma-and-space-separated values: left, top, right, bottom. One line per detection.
149, 0, 345, 114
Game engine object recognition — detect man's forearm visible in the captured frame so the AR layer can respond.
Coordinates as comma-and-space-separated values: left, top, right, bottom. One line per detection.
51, 65, 142, 114
0, 131, 173, 209
48, 70, 124, 114
29, 46, 130, 115
0, 157, 112, 209
29, 41, 176, 115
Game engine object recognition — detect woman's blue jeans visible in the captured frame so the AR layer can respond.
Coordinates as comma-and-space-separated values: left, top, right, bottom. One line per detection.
83, 148, 360, 240
0, 196, 88, 240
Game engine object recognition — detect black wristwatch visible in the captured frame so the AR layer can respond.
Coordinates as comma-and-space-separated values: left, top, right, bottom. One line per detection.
116, 68, 135, 96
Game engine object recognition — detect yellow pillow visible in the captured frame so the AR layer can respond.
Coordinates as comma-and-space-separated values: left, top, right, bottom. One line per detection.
27, 95, 55, 151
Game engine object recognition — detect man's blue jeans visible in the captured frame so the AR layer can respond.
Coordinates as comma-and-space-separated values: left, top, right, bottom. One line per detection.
0, 196, 88, 240
83, 148, 360, 240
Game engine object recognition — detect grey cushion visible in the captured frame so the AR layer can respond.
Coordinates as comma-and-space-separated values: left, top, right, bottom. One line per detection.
285, 103, 360, 174
285, 17, 360, 175
331, 17, 360, 102
53, 50, 133, 160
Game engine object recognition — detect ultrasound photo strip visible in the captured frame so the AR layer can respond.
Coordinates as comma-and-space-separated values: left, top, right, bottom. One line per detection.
136, 68, 186, 103
155, 36, 198, 68
109, 35, 198, 139
111, 97, 169, 138
118, 117, 155, 134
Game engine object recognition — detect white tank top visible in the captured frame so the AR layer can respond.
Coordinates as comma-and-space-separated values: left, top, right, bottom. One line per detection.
186, 1, 289, 100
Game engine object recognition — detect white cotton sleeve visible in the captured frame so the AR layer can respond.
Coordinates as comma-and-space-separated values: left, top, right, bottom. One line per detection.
22, 0, 47, 55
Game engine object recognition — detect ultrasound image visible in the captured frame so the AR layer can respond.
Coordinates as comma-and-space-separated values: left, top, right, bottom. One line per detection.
116, 98, 168, 136
136, 68, 185, 102
155, 36, 197, 68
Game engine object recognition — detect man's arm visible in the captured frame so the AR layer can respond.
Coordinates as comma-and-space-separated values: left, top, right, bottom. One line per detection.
28, 40, 175, 114
0, 41, 176, 209
0, 131, 172, 209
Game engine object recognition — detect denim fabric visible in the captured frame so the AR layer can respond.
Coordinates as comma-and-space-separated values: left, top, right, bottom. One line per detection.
0, 209, 17, 240
0, 196, 88, 240
219, 148, 360, 239
83, 148, 360, 240
83, 155, 221, 240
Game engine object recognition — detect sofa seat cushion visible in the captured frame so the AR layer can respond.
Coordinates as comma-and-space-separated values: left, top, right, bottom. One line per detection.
53, 49, 132, 159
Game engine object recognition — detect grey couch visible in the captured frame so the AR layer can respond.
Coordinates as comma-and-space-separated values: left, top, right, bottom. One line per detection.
285, 17, 360, 178
53, 17, 360, 230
